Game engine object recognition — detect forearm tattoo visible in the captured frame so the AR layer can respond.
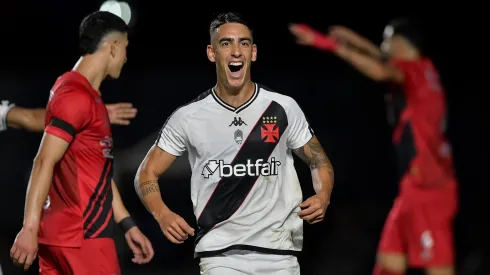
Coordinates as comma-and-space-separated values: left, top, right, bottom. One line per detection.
138, 180, 160, 197
293, 137, 333, 171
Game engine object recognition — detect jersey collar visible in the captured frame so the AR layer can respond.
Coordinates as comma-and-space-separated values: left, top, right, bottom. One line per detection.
211, 83, 259, 114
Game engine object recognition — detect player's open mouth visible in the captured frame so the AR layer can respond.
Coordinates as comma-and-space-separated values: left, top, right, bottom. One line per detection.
228, 61, 244, 78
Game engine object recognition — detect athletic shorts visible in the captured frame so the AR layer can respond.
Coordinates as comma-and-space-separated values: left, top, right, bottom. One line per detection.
199, 251, 300, 275
377, 176, 457, 268
38, 238, 120, 275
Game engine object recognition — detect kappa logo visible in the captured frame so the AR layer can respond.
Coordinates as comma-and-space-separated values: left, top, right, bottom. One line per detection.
261, 116, 280, 143
229, 117, 247, 127
202, 158, 281, 179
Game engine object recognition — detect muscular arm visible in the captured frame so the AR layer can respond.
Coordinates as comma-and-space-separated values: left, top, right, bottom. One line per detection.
332, 28, 382, 58
293, 136, 334, 199
7, 107, 46, 132
333, 45, 404, 83
23, 133, 69, 232
135, 145, 177, 220
112, 180, 131, 223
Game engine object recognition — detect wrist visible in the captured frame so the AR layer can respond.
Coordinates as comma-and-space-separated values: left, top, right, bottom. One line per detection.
153, 206, 171, 221
318, 189, 331, 203
22, 223, 39, 234
118, 216, 136, 233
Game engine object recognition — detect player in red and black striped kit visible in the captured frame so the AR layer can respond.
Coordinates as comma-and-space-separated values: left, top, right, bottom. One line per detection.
290, 19, 457, 275
10, 11, 154, 274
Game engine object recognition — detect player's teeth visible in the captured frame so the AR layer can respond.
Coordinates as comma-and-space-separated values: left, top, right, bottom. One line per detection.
230, 62, 243, 66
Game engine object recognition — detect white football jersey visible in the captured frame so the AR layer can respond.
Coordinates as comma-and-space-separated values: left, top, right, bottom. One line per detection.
0, 100, 15, 132
156, 83, 314, 258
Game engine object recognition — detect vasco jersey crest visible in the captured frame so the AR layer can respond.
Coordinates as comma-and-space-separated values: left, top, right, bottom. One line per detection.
156, 83, 313, 258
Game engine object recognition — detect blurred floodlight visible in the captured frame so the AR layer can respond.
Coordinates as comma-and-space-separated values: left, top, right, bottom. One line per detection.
99, 1, 132, 25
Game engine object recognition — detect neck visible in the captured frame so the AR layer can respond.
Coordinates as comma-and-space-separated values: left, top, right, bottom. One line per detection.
215, 81, 255, 108
72, 55, 108, 93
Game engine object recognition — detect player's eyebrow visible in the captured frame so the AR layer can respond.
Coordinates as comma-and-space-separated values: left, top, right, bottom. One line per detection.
218, 37, 252, 44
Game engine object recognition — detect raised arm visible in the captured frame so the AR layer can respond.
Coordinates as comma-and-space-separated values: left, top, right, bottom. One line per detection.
333, 44, 404, 83
289, 23, 403, 83
329, 26, 382, 58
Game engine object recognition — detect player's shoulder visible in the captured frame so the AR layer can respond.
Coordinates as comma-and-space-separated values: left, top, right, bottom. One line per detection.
257, 83, 301, 111
170, 88, 213, 119
390, 57, 434, 70
50, 72, 95, 103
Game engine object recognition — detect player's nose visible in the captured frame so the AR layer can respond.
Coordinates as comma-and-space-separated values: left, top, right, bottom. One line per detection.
231, 45, 242, 58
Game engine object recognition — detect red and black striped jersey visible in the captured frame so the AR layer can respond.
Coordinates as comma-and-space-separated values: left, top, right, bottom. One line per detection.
38, 71, 115, 248
389, 58, 456, 189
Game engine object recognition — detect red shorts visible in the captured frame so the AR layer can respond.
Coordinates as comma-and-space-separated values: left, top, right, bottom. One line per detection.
377, 176, 458, 268
38, 238, 120, 275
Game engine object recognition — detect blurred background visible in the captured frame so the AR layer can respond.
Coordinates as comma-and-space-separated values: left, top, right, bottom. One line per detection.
0, 2, 488, 274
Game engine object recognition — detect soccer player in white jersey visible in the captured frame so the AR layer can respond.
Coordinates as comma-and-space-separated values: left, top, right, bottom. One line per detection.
135, 12, 334, 275
0, 100, 137, 132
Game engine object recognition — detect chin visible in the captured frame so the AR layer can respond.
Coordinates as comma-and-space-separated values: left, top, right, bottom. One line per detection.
107, 72, 120, 80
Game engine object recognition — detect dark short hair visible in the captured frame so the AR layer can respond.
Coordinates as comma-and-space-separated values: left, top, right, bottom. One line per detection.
79, 11, 129, 55
209, 12, 253, 39
387, 18, 426, 54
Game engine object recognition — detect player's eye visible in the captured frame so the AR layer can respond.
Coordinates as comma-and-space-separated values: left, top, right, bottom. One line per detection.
221, 42, 230, 47
241, 41, 250, 47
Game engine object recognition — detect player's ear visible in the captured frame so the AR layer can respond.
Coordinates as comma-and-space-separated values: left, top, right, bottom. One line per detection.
110, 40, 117, 58
251, 44, 257, 62
207, 45, 216, 62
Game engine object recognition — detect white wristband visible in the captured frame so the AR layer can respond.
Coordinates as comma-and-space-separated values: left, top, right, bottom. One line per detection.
0, 100, 16, 132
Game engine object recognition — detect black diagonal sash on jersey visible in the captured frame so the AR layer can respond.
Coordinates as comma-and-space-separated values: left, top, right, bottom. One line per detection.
195, 101, 288, 245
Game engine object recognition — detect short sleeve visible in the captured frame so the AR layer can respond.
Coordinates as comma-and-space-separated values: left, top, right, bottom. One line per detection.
286, 98, 314, 149
45, 89, 93, 143
0, 100, 16, 132
389, 59, 415, 73
156, 109, 187, 156
388, 59, 422, 95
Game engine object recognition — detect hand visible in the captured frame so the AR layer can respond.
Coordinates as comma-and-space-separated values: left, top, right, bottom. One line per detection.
125, 227, 154, 264
298, 194, 330, 224
289, 23, 338, 51
157, 210, 195, 244
10, 227, 38, 271
289, 23, 315, 46
106, 103, 138, 125
328, 25, 359, 44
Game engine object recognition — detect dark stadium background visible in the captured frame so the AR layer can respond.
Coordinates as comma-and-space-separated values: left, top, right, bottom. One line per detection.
0, 2, 488, 274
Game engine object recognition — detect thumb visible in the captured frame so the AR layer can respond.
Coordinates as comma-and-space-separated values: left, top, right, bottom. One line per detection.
178, 218, 195, 236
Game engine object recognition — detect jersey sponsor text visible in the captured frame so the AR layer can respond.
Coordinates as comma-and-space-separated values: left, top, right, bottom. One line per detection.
202, 158, 281, 179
